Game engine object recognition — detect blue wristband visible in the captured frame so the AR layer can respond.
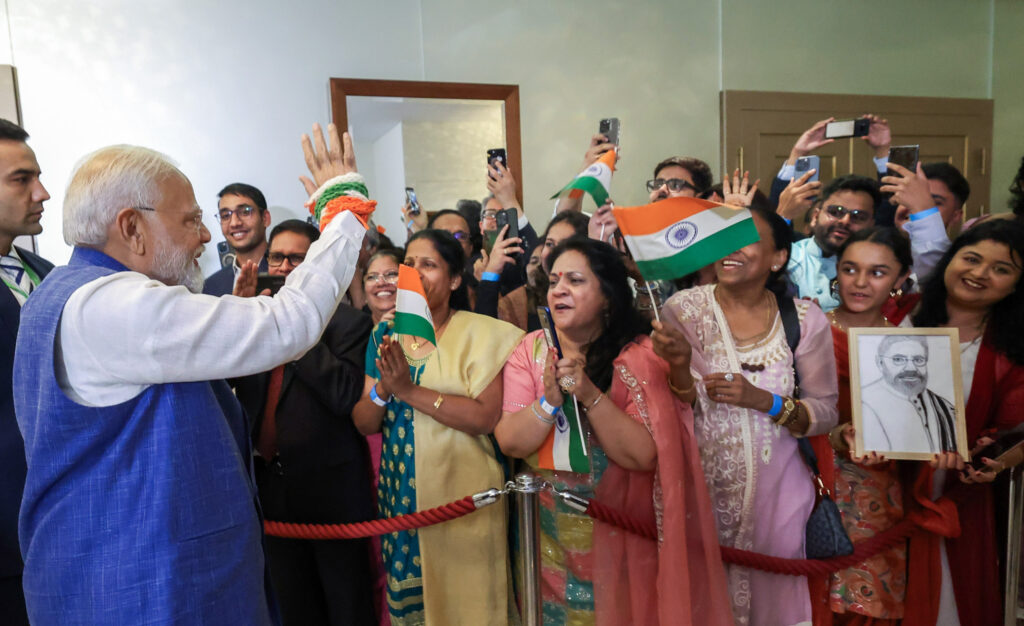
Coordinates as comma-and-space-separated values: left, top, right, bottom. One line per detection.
539, 395, 557, 416
768, 393, 783, 417
909, 207, 939, 221
369, 383, 390, 407
481, 271, 500, 282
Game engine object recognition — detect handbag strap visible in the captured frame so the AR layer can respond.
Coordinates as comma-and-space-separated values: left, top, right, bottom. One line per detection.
774, 293, 829, 494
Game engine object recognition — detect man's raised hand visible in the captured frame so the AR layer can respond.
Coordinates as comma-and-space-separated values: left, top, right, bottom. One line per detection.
299, 123, 358, 196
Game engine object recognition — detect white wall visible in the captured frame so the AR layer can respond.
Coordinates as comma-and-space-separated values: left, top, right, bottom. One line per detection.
372, 122, 407, 244
1, 0, 1020, 273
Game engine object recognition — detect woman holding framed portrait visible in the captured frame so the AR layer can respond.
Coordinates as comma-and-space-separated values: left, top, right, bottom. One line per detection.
819, 227, 914, 624
902, 219, 1024, 626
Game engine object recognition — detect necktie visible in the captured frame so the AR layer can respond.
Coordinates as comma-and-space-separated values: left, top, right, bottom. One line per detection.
257, 365, 286, 460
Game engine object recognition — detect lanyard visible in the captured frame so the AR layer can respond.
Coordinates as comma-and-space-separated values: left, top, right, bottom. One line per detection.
0, 257, 41, 300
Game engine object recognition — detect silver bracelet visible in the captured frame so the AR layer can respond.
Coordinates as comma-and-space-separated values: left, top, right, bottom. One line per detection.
531, 401, 556, 425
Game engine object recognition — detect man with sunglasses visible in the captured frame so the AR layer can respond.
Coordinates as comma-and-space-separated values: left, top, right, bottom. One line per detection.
232, 219, 376, 625
788, 174, 881, 311
203, 182, 271, 296
861, 335, 957, 454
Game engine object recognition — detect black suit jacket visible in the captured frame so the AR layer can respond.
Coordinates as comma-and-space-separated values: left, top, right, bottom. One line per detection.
233, 302, 373, 477
1, 247, 53, 576
202, 256, 269, 297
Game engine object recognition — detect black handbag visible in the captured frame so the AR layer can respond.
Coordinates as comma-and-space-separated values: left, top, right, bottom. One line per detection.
777, 293, 854, 560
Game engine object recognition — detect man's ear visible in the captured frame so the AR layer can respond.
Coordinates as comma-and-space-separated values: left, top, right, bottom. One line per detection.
809, 206, 821, 227
262, 208, 272, 228
114, 208, 146, 255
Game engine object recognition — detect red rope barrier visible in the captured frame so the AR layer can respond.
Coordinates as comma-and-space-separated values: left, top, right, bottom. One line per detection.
264, 495, 479, 540
584, 497, 923, 577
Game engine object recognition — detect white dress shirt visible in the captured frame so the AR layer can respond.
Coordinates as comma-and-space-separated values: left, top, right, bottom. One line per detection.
57, 211, 365, 407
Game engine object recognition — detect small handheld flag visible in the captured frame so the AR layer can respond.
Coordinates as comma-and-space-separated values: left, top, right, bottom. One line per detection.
550, 149, 616, 208
612, 197, 760, 281
393, 265, 436, 346
537, 396, 590, 473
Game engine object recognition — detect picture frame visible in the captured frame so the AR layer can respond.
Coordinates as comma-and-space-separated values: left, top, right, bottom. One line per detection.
848, 327, 970, 462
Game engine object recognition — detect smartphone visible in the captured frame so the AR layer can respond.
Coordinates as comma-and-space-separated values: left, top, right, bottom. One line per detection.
598, 117, 620, 147
795, 155, 820, 183
537, 306, 563, 358
255, 273, 286, 295
487, 148, 507, 169
217, 241, 233, 268
405, 187, 420, 216
495, 207, 519, 247
968, 430, 1024, 472
888, 145, 920, 173
825, 117, 870, 139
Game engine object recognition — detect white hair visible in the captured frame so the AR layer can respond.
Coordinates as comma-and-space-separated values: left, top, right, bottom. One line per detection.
63, 145, 185, 246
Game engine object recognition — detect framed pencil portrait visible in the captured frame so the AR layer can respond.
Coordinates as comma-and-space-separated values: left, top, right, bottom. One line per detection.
848, 327, 970, 462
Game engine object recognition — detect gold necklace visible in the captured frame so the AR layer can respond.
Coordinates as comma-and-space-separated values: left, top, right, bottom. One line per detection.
828, 308, 891, 331
408, 311, 452, 351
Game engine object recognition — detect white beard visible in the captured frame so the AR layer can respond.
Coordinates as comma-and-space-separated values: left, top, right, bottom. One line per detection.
152, 241, 205, 294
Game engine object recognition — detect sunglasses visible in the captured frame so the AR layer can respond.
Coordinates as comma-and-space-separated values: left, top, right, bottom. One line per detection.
645, 178, 697, 193
824, 204, 872, 225
267, 252, 306, 267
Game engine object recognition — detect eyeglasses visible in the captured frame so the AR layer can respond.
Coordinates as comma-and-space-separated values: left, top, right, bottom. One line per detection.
824, 204, 872, 225
645, 178, 697, 193
450, 231, 469, 241
267, 252, 306, 267
218, 205, 259, 222
482, 210, 499, 221
365, 270, 399, 285
134, 206, 205, 234
882, 355, 927, 368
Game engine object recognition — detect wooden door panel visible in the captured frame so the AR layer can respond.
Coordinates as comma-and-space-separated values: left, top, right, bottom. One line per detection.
723, 91, 993, 221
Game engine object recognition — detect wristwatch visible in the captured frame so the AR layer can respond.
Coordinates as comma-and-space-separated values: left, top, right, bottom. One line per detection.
774, 396, 798, 427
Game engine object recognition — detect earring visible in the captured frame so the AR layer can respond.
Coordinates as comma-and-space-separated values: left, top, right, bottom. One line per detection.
771, 265, 779, 271
890, 287, 903, 299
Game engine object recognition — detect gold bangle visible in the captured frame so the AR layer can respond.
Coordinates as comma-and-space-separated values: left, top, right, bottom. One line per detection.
433, 393, 444, 412
829, 424, 851, 453
667, 375, 695, 397
585, 393, 604, 411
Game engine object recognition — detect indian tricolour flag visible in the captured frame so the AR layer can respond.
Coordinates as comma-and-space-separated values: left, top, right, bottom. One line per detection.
394, 265, 436, 346
537, 394, 589, 473
612, 197, 760, 281
550, 148, 616, 207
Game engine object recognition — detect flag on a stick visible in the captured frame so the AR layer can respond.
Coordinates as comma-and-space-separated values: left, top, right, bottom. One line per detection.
393, 265, 436, 346
612, 197, 760, 281
550, 149, 616, 207
537, 394, 590, 473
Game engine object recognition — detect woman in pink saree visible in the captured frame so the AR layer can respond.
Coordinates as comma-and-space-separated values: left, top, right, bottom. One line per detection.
496, 238, 732, 625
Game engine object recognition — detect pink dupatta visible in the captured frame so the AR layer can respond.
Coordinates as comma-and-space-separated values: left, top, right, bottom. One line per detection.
592, 337, 733, 626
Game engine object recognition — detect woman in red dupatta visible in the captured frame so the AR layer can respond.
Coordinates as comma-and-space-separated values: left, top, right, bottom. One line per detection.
809, 228, 913, 625
900, 220, 1024, 626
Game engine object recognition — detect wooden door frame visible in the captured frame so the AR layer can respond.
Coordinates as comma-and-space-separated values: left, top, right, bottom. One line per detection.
329, 78, 522, 201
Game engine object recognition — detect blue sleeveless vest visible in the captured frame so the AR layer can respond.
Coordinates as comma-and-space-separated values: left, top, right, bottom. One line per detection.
14, 247, 276, 625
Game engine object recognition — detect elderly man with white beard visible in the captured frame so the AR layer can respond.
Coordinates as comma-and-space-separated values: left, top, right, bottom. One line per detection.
861, 335, 958, 454
13, 124, 371, 625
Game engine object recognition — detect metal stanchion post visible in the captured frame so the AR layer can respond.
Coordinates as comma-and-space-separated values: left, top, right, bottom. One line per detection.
515, 473, 543, 626
1005, 467, 1024, 625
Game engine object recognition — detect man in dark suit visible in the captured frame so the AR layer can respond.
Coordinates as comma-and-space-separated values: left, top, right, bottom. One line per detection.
233, 219, 377, 625
203, 182, 271, 296
0, 118, 52, 625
